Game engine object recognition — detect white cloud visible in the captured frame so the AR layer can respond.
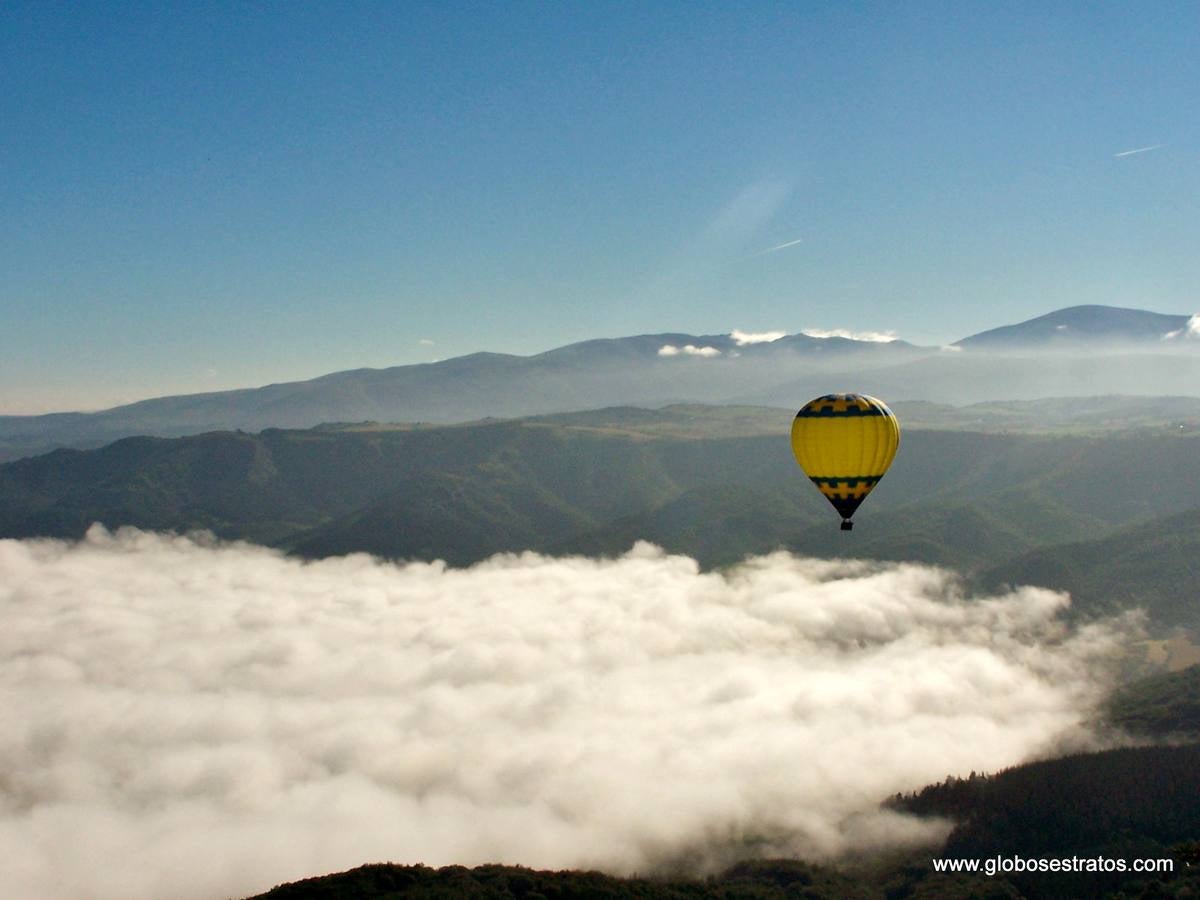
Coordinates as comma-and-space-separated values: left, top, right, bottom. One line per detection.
419, 338, 435, 346
0, 528, 1126, 900
658, 344, 722, 357
1163, 314, 1200, 340
730, 330, 787, 346
801, 328, 898, 343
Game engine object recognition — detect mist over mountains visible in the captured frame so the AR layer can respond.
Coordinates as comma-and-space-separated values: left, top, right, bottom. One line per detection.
3, 305, 1198, 461
5, 309, 1200, 898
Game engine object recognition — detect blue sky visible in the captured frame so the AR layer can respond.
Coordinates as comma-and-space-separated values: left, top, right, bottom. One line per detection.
3, 1, 1197, 412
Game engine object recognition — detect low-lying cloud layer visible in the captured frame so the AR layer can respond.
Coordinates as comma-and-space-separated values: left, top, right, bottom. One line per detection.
730, 329, 786, 346
801, 327, 898, 343
1164, 314, 1200, 340
658, 344, 722, 357
0, 528, 1123, 900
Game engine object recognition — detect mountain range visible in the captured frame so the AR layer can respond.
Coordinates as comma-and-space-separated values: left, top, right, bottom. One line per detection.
3, 304, 1198, 462
5, 401, 1199, 634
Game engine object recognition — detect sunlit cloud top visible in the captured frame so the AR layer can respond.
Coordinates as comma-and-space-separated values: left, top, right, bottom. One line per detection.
801, 328, 898, 343
1163, 314, 1200, 340
658, 344, 722, 357
730, 329, 787, 346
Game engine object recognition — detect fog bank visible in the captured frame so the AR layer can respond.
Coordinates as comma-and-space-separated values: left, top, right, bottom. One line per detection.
0, 527, 1124, 899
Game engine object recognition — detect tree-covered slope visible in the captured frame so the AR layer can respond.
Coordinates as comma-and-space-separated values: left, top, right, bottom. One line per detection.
1106, 665, 1200, 737
976, 507, 1200, 629
286, 424, 1200, 578
892, 744, 1200, 899
4, 406, 1200, 636
247, 858, 876, 900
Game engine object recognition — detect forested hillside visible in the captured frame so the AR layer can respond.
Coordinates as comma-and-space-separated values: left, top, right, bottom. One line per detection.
977, 510, 1200, 629
1106, 665, 1200, 736
5, 405, 1200, 634
892, 744, 1200, 899
248, 743, 1200, 899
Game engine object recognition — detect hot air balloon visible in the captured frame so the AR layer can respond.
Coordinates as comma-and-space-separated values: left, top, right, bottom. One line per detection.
790, 393, 899, 530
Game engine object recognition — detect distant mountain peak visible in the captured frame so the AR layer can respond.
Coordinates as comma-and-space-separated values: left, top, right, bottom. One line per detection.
955, 304, 1192, 349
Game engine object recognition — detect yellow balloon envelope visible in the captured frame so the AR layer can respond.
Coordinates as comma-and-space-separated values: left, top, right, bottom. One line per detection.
790, 393, 900, 530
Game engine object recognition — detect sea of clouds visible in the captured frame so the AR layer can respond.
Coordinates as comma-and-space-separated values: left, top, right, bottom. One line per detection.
0, 526, 1126, 899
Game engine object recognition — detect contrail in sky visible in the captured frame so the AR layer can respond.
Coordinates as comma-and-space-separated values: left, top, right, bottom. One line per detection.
748, 236, 804, 258
1113, 144, 1163, 158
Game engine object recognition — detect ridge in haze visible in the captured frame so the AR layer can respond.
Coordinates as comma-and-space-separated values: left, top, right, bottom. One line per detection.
955, 305, 1193, 349
3, 304, 1199, 461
